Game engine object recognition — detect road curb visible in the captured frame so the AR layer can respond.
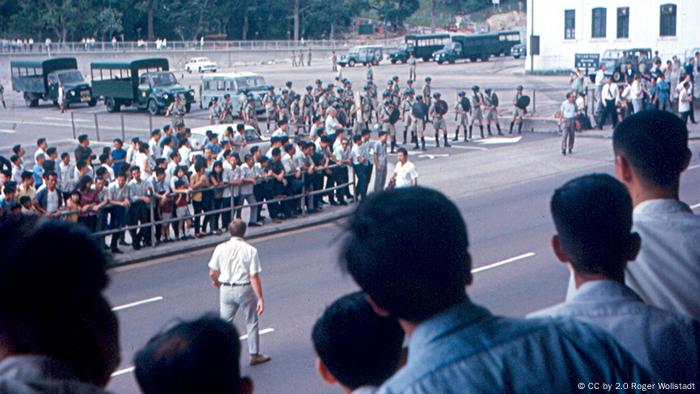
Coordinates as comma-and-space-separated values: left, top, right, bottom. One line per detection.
108, 206, 354, 267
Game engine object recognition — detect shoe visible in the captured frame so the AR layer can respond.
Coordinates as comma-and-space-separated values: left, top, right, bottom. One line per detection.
444, 141, 451, 147
272, 218, 283, 224
249, 354, 271, 366
568, 149, 573, 154
248, 222, 262, 227
452, 136, 459, 141
111, 248, 124, 254
562, 150, 567, 156
133, 242, 141, 250
119, 240, 131, 246
339, 200, 348, 206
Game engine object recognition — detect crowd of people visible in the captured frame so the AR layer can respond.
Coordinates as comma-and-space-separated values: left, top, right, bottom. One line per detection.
0, 109, 697, 394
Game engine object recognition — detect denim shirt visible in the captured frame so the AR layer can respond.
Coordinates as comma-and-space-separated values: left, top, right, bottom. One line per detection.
378, 301, 656, 394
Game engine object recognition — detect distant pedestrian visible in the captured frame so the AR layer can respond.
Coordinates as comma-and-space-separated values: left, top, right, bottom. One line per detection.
331, 51, 337, 72
679, 81, 693, 124
57, 82, 65, 113
408, 53, 417, 81
208, 220, 271, 366
560, 92, 578, 156
292, 50, 297, 67
0, 81, 5, 108
597, 76, 619, 129
307, 48, 312, 66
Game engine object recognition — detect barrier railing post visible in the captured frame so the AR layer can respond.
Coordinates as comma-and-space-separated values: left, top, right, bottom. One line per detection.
148, 113, 153, 133
149, 197, 156, 247
121, 114, 126, 141
532, 89, 537, 113
71, 112, 77, 139
94, 113, 101, 141
301, 172, 307, 214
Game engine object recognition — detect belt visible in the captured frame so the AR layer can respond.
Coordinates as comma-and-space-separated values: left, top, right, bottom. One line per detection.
221, 282, 251, 287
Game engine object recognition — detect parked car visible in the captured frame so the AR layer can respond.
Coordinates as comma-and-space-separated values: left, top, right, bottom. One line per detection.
199, 72, 269, 115
10, 57, 96, 108
389, 34, 450, 63
90, 58, 195, 115
338, 46, 383, 67
189, 123, 270, 154
184, 57, 218, 73
588, 48, 652, 83
511, 43, 527, 59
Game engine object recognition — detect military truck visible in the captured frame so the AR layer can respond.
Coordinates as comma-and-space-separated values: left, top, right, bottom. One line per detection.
90, 58, 195, 114
389, 34, 451, 63
10, 57, 96, 108
432, 30, 521, 64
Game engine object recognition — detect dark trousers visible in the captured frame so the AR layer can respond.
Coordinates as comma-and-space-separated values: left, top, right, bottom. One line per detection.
681, 111, 690, 124
690, 96, 696, 122
353, 164, 371, 201
103, 206, 126, 249
234, 196, 242, 219
221, 197, 232, 229
193, 198, 213, 234
598, 99, 618, 128
254, 181, 274, 219
212, 197, 225, 231
334, 166, 351, 202
128, 200, 151, 246
78, 215, 97, 233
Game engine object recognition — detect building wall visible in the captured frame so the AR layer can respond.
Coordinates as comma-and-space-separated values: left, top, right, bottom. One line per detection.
525, 0, 700, 72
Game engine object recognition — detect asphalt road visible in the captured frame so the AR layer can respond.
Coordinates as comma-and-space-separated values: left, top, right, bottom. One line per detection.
105, 134, 700, 394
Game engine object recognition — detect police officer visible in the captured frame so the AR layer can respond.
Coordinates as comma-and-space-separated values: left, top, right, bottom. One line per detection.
208, 96, 220, 125
383, 80, 393, 106
277, 88, 291, 121
220, 93, 235, 124
484, 87, 503, 136
366, 63, 374, 81
166, 94, 187, 132
290, 94, 303, 135
510, 85, 526, 135
408, 53, 417, 81
391, 75, 401, 106
366, 78, 378, 122
453, 91, 471, 141
411, 95, 429, 151
430, 92, 450, 148
312, 79, 324, 105
285, 81, 296, 104
244, 93, 259, 134
263, 87, 277, 131
401, 88, 415, 145
359, 84, 373, 132
469, 85, 485, 140
380, 99, 399, 153
422, 76, 432, 121
302, 86, 315, 129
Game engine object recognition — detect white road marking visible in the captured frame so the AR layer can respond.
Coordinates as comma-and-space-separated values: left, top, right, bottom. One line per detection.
450, 145, 489, 151
111, 367, 135, 377
0, 119, 123, 131
688, 164, 700, 171
691, 202, 700, 210
112, 296, 164, 311
110, 327, 276, 378
474, 136, 522, 145
43, 116, 91, 123
418, 153, 450, 160
0, 129, 16, 134
471, 252, 536, 274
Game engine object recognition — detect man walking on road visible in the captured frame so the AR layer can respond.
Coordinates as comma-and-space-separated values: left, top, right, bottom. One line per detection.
560, 92, 578, 156
209, 220, 271, 366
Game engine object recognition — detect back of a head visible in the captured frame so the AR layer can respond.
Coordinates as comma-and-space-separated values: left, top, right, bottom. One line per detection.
312, 292, 404, 390
342, 187, 471, 322
0, 215, 117, 386
612, 110, 689, 189
134, 315, 243, 394
551, 174, 633, 276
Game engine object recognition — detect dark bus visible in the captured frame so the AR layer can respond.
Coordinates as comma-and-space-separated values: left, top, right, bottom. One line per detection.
91, 58, 195, 114
10, 57, 96, 108
390, 34, 451, 63
433, 30, 522, 64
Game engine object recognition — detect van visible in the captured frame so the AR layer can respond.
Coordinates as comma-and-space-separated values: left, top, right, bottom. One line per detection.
338, 46, 383, 67
199, 72, 270, 115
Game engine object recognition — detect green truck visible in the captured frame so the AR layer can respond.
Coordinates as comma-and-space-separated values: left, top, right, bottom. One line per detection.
389, 34, 451, 63
10, 57, 96, 108
90, 58, 195, 115
432, 30, 522, 64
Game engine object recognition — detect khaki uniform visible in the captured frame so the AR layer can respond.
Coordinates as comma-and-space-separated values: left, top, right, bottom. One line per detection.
470, 94, 483, 123
220, 100, 234, 123
168, 101, 186, 128
380, 105, 396, 138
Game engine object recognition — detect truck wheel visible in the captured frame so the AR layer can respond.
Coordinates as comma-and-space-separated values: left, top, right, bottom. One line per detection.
613, 71, 622, 83
89, 98, 97, 107
401, 59, 407, 64
148, 99, 160, 115
185, 103, 191, 113
437, 60, 444, 65
422, 57, 430, 62
26, 98, 38, 108
449, 59, 455, 64
349, 60, 355, 67
391, 59, 397, 64
105, 97, 120, 112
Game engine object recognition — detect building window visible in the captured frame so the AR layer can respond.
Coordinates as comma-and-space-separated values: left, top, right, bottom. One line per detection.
617, 7, 629, 38
592, 7, 607, 38
564, 10, 576, 39
660, 4, 676, 37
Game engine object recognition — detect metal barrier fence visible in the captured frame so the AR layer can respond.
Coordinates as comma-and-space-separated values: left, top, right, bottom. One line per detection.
0, 39, 403, 55
59, 164, 356, 249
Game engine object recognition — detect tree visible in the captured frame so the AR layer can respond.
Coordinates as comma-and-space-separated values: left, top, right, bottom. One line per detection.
368, 0, 419, 30
96, 7, 123, 41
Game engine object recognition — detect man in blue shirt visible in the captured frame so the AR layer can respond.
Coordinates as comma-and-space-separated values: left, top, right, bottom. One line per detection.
531, 174, 699, 385
341, 187, 656, 394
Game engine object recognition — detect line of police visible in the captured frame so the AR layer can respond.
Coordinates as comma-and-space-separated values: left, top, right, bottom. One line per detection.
203, 72, 529, 153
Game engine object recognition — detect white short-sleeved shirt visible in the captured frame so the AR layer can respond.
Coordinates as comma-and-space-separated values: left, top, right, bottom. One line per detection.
208, 237, 262, 284
679, 88, 692, 112
393, 161, 417, 188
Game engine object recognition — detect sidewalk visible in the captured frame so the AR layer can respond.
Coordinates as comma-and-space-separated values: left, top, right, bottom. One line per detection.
110, 203, 354, 266
521, 116, 700, 139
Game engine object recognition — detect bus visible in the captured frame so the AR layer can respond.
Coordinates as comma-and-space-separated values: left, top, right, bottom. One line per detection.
390, 34, 451, 63
10, 57, 96, 108
432, 30, 522, 64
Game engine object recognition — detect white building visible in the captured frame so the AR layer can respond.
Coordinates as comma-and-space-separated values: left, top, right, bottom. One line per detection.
525, 0, 700, 71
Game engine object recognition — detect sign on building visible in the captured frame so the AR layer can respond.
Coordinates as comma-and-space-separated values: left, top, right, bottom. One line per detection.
575, 53, 600, 71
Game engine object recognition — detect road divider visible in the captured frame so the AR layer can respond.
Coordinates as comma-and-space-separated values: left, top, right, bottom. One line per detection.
471, 252, 536, 274
691, 202, 700, 210
112, 296, 164, 312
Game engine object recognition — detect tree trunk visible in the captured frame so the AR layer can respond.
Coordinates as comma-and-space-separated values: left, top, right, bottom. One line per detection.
242, 14, 249, 40
147, 2, 155, 41
330, 21, 335, 40
431, 0, 436, 33
293, 0, 300, 41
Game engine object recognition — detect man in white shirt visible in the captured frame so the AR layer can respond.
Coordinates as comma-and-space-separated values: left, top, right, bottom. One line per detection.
34, 138, 48, 163
532, 174, 699, 384
324, 107, 343, 135
271, 118, 289, 137
567, 111, 700, 320
148, 129, 162, 162
389, 148, 417, 188
593, 63, 606, 117
597, 76, 619, 130
559, 92, 578, 156
679, 81, 693, 124
208, 221, 270, 366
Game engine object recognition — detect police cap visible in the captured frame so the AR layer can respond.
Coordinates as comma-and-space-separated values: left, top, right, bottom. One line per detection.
416, 95, 423, 100
458, 91, 465, 96
516, 85, 524, 91
384, 99, 393, 105
432, 92, 441, 98
285, 81, 293, 87
407, 79, 413, 84
281, 88, 289, 94
471, 85, 479, 91
306, 85, 313, 91
315, 79, 322, 84
425, 76, 432, 81
392, 75, 399, 81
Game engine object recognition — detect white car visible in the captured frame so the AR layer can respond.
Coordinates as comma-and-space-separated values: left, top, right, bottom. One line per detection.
184, 57, 217, 73
189, 123, 270, 156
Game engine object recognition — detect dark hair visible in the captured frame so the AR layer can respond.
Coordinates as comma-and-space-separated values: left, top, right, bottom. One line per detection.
46, 147, 57, 155
612, 110, 689, 188
312, 292, 404, 390
60, 152, 70, 159
151, 128, 161, 137
134, 314, 242, 394
19, 195, 31, 205
95, 167, 107, 179
99, 153, 109, 164
37, 137, 46, 146
12, 144, 22, 154
284, 143, 295, 153
76, 161, 87, 171
551, 174, 634, 276
155, 167, 166, 176
10, 155, 19, 164
396, 147, 408, 156
113, 138, 123, 145
161, 136, 172, 148
78, 134, 89, 143
0, 215, 117, 386
352, 134, 362, 143
236, 123, 245, 132
130, 165, 141, 174
21, 170, 33, 181
170, 151, 180, 160
77, 175, 93, 191
271, 147, 281, 157
342, 187, 470, 322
